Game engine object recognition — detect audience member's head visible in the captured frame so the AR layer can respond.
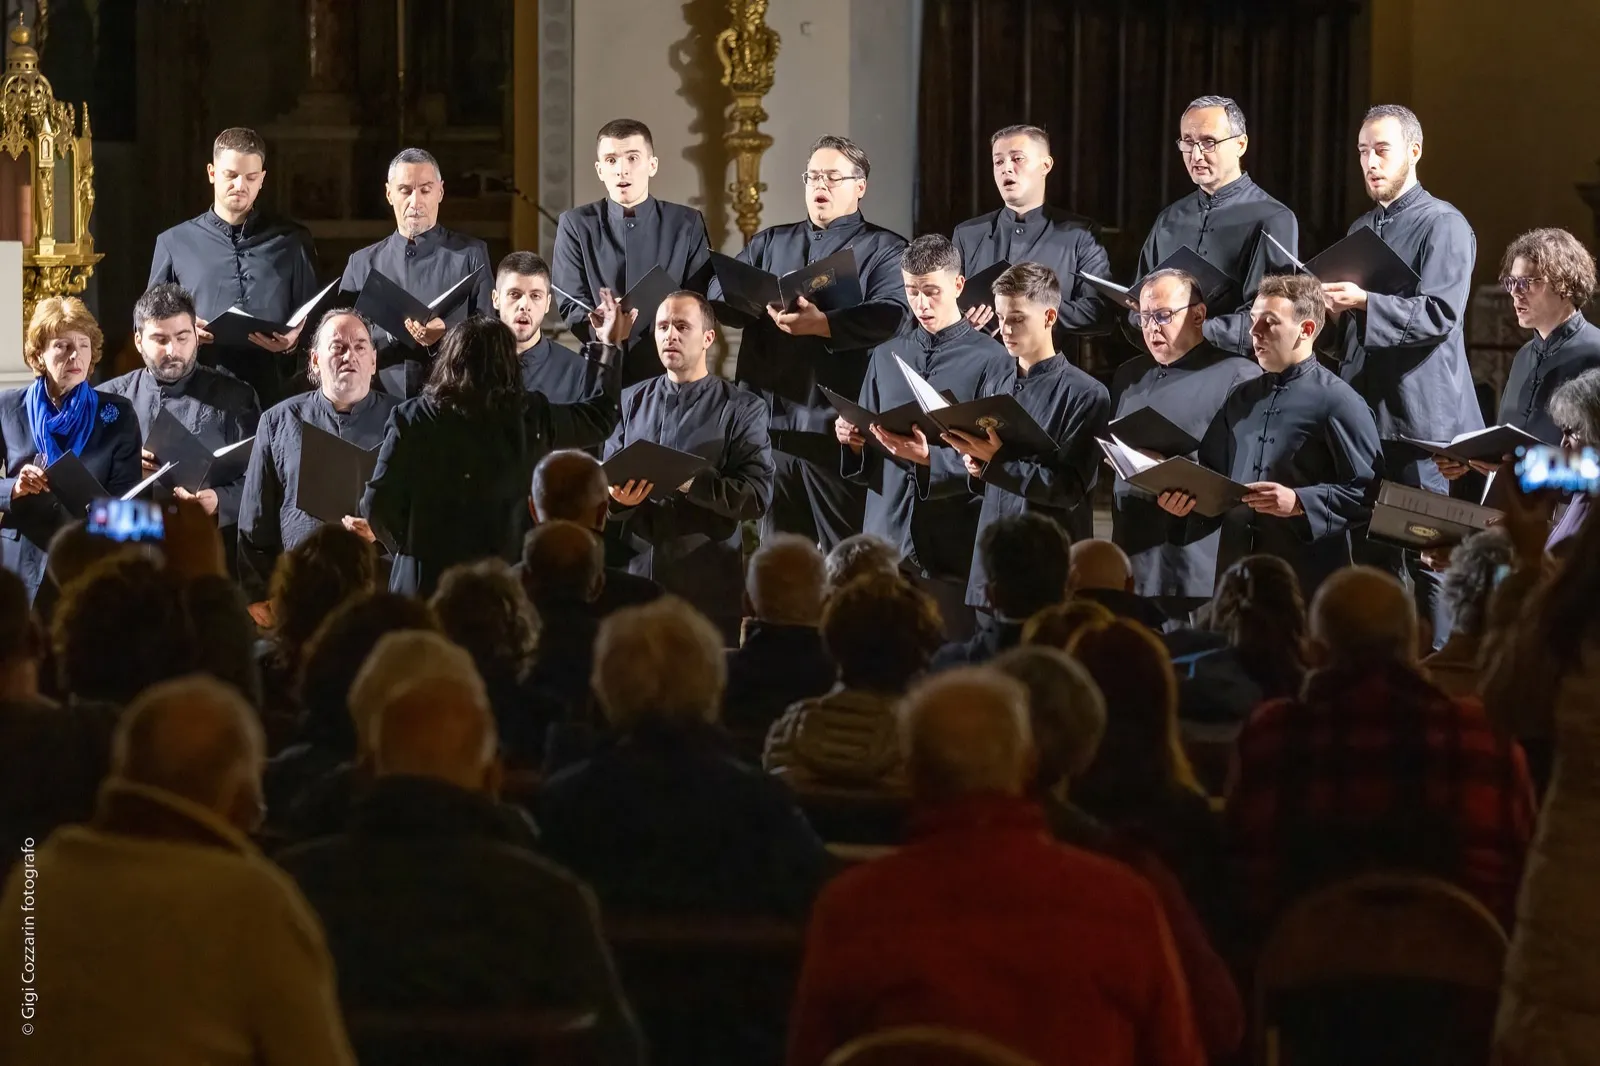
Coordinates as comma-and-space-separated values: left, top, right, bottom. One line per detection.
746, 534, 826, 626
592, 596, 726, 732
991, 646, 1106, 793
1068, 539, 1132, 593
1549, 367, 1600, 449
372, 676, 499, 793
0, 568, 42, 701
520, 519, 605, 604
1308, 566, 1417, 671
349, 630, 488, 758
901, 667, 1034, 803
1441, 530, 1514, 642
531, 449, 610, 531
1069, 619, 1200, 807
823, 533, 899, 597
267, 525, 378, 669
430, 559, 540, 684
296, 592, 437, 758
1022, 598, 1114, 650
46, 520, 140, 593
980, 513, 1071, 620
821, 574, 943, 693
1210, 554, 1307, 698
111, 675, 266, 834
53, 556, 195, 705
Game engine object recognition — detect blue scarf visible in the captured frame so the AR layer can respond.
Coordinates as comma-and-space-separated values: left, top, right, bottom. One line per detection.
24, 376, 101, 467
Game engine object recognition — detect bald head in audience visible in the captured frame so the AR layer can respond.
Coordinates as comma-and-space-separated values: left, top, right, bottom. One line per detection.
824, 533, 899, 596
746, 533, 826, 626
372, 676, 499, 793
110, 675, 265, 833
901, 667, 1035, 803
1069, 539, 1133, 593
348, 630, 488, 757
531, 449, 609, 532
520, 519, 605, 604
1309, 566, 1417, 668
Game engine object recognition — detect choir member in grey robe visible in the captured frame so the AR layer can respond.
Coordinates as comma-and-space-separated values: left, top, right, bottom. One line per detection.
237, 309, 399, 600
148, 127, 318, 406
839, 237, 1015, 630
492, 250, 600, 403
707, 134, 909, 551
100, 284, 260, 533
1111, 270, 1262, 617
338, 148, 495, 400
553, 119, 712, 386
946, 263, 1109, 609
952, 124, 1112, 354
1163, 276, 1382, 599
604, 292, 773, 644
1136, 96, 1299, 357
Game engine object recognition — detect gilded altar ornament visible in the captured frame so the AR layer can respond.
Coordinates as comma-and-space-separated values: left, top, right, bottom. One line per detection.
716, 0, 779, 245
0, 16, 101, 328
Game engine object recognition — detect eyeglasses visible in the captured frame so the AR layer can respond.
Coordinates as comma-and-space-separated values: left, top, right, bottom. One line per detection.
1175, 134, 1243, 156
1500, 275, 1546, 295
801, 171, 863, 188
1136, 303, 1198, 328
1561, 426, 1584, 445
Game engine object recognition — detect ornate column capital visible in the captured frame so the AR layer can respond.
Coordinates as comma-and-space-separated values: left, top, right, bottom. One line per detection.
717, 0, 779, 246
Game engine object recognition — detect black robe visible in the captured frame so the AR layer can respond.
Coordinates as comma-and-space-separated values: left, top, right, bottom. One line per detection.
552, 196, 713, 386
1184, 357, 1383, 599
846, 320, 1016, 583
99, 364, 261, 527
1498, 312, 1600, 444
148, 207, 319, 405
339, 225, 496, 399
1109, 342, 1263, 603
362, 344, 621, 599
708, 210, 909, 548
518, 337, 601, 403
1136, 173, 1301, 357
237, 388, 400, 600
965, 352, 1110, 607
953, 204, 1113, 349
603, 374, 773, 638
1329, 184, 1481, 492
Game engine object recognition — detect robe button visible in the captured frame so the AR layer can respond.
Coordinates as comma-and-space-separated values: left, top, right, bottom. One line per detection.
1014, 227, 1023, 235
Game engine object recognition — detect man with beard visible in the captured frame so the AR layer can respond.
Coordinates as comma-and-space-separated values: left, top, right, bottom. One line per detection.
554, 119, 714, 386
236, 309, 398, 599
493, 251, 605, 402
953, 125, 1111, 355
603, 291, 773, 643
149, 128, 319, 405
1323, 105, 1480, 631
1136, 96, 1300, 357
339, 148, 495, 399
100, 284, 260, 534
708, 134, 909, 550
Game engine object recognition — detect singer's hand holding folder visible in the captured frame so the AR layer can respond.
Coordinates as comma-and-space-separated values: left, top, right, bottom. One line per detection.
891, 355, 1056, 457
1268, 229, 1420, 296
709, 249, 862, 320
819, 385, 950, 449
145, 409, 256, 494
602, 440, 711, 500
1368, 480, 1502, 548
1097, 435, 1248, 517
354, 268, 482, 349
204, 279, 340, 349
296, 422, 380, 523
44, 454, 173, 516
1395, 424, 1543, 465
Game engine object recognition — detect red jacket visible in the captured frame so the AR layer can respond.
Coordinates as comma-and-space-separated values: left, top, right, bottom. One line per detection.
787, 794, 1204, 1066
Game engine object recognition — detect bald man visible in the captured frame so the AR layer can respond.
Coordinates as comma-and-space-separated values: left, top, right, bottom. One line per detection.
725, 533, 835, 736
1068, 538, 1169, 630
1227, 565, 1535, 942
279, 672, 646, 1066
0, 676, 357, 1066
790, 667, 1203, 1066
529, 448, 663, 614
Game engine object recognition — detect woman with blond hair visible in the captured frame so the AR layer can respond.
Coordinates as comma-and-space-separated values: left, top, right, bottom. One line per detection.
0, 297, 141, 601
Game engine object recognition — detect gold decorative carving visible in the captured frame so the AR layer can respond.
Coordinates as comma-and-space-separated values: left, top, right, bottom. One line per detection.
0, 15, 100, 328
716, 0, 779, 245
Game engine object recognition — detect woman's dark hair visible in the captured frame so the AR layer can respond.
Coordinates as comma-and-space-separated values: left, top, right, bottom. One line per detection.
294, 592, 437, 757
268, 526, 378, 676
429, 559, 540, 682
1209, 554, 1307, 699
820, 574, 943, 692
423, 316, 523, 412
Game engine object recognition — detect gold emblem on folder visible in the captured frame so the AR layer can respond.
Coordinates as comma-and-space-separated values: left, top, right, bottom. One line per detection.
1406, 522, 1442, 541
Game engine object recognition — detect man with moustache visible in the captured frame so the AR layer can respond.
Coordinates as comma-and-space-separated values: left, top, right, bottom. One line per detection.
339, 148, 495, 399
492, 251, 607, 402
1137, 96, 1300, 357
1323, 105, 1480, 630
236, 309, 399, 599
149, 127, 319, 405
708, 134, 910, 550
100, 283, 260, 532
837, 235, 1016, 633
953, 125, 1111, 355
554, 119, 713, 386
1158, 274, 1381, 599
603, 292, 773, 642
1109, 269, 1261, 620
